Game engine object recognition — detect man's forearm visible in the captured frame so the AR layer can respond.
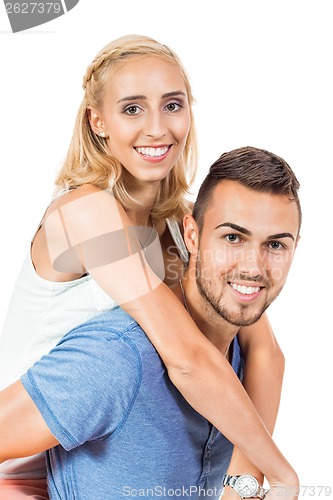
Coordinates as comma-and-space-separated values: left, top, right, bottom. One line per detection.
0, 380, 58, 462
224, 314, 285, 492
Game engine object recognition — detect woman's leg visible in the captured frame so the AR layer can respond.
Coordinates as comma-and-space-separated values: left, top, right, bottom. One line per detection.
0, 479, 48, 499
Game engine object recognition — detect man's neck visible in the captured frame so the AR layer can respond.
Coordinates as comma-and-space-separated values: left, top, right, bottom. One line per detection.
173, 279, 239, 356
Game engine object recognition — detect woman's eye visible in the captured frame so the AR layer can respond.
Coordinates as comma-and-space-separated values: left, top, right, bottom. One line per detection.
124, 105, 141, 115
165, 101, 183, 112
226, 234, 241, 243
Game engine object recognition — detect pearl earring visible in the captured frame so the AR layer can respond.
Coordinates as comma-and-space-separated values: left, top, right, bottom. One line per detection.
98, 131, 106, 138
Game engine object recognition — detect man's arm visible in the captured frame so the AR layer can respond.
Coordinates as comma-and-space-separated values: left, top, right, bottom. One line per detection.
0, 380, 58, 463
222, 313, 285, 497
0, 317, 141, 464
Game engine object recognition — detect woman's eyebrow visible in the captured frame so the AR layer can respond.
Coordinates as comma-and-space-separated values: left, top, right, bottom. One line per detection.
161, 91, 187, 98
117, 90, 186, 104
117, 95, 146, 103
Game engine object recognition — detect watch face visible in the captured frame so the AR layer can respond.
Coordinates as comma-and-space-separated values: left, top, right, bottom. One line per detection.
235, 475, 259, 498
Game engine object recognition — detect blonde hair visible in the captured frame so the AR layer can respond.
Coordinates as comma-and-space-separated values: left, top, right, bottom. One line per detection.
55, 34, 198, 222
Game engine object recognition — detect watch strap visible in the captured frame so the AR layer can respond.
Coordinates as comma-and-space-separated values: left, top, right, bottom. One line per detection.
256, 485, 269, 499
222, 474, 240, 489
222, 474, 269, 499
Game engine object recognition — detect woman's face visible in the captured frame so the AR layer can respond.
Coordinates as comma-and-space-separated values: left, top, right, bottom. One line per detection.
90, 56, 191, 185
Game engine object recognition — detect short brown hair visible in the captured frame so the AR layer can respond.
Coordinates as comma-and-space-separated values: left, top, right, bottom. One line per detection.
193, 146, 301, 232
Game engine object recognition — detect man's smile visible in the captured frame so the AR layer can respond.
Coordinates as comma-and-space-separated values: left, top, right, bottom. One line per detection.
228, 281, 264, 302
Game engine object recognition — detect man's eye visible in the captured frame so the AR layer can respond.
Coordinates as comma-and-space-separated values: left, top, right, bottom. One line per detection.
226, 234, 241, 243
124, 105, 141, 115
268, 241, 284, 250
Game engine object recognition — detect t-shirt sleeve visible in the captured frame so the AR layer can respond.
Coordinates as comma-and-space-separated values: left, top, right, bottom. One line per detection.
21, 325, 141, 451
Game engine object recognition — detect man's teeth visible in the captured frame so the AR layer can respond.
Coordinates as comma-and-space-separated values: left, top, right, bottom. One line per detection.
136, 147, 169, 157
230, 283, 260, 295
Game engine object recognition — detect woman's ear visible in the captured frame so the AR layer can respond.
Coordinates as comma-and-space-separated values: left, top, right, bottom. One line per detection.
183, 214, 199, 254
87, 108, 108, 138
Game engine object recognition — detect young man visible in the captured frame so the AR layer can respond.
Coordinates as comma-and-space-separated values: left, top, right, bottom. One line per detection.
0, 147, 301, 499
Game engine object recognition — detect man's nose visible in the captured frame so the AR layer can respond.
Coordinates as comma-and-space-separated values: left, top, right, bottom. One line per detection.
238, 247, 265, 279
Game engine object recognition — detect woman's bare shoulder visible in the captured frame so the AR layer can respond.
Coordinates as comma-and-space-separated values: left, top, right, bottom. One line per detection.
44, 184, 126, 242
48, 184, 109, 211
47, 185, 124, 223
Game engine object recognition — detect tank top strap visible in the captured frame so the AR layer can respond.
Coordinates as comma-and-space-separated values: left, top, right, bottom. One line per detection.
31, 187, 77, 244
165, 218, 189, 264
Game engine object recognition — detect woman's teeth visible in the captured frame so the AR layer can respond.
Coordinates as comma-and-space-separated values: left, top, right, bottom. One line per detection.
136, 146, 169, 157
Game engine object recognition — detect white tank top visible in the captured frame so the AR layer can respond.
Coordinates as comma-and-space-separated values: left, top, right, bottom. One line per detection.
0, 253, 116, 390
0, 209, 187, 478
0, 217, 188, 390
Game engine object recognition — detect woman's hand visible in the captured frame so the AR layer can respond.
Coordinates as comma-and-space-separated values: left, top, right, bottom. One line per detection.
220, 486, 262, 498
220, 479, 299, 499
266, 482, 299, 500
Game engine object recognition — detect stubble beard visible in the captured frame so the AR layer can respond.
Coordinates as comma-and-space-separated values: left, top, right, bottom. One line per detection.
195, 258, 282, 327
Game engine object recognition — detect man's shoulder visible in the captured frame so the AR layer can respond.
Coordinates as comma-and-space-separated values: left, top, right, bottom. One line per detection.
52, 306, 158, 373
66, 306, 141, 340
21, 307, 145, 452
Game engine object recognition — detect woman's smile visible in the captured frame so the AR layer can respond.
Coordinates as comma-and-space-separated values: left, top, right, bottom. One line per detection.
91, 55, 190, 184
134, 145, 172, 162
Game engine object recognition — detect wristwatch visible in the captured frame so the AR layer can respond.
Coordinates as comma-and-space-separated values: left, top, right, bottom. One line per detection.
222, 474, 269, 499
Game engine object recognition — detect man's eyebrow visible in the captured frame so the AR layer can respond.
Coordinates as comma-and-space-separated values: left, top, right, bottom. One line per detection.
267, 233, 295, 241
215, 224, 295, 242
215, 223, 252, 236
117, 91, 186, 104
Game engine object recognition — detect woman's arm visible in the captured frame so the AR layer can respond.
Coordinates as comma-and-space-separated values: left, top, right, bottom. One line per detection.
130, 285, 298, 493
41, 187, 298, 492
222, 313, 285, 497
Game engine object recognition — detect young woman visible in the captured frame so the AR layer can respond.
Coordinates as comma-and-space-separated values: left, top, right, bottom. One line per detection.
0, 35, 298, 498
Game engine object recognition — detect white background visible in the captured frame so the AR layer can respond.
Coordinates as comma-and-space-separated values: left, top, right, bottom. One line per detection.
0, 0, 332, 495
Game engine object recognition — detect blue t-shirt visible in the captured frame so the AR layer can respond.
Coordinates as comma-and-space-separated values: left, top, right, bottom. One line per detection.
21, 307, 243, 500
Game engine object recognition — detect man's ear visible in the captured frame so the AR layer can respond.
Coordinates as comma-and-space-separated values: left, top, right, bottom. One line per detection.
183, 214, 199, 254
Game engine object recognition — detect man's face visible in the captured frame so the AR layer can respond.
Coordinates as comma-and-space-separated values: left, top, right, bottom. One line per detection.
191, 180, 300, 326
